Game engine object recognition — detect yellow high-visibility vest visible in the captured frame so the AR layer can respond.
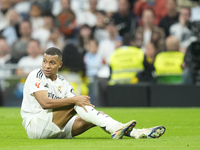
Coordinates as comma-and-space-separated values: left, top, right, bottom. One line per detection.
154, 51, 184, 76
109, 46, 144, 84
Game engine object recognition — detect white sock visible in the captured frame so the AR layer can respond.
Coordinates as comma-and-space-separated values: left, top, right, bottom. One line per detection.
128, 129, 143, 137
74, 105, 122, 134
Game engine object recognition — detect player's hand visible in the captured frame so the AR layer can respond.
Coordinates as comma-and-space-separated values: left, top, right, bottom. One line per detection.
73, 95, 95, 112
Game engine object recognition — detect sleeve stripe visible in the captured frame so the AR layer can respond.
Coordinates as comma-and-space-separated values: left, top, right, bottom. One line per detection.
36, 69, 43, 79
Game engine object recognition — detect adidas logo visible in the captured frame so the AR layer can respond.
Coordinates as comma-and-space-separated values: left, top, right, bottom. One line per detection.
44, 83, 49, 88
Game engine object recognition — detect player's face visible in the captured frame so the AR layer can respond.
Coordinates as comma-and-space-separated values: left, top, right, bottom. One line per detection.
42, 54, 63, 81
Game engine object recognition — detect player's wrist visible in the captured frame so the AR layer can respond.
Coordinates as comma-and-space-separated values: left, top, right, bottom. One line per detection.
71, 96, 78, 105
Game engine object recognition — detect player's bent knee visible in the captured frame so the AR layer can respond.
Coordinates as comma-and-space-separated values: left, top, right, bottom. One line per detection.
99, 111, 106, 115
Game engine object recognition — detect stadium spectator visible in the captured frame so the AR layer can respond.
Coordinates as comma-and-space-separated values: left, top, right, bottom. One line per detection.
1, 9, 20, 46
136, 42, 157, 83
154, 36, 184, 84
35, 0, 52, 15
97, 22, 122, 105
109, 34, 145, 85
92, 10, 109, 42
0, 37, 11, 65
191, 0, 200, 21
76, 0, 97, 27
0, 37, 12, 78
70, 0, 90, 16
134, 9, 165, 52
13, 0, 31, 19
32, 12, 55, 49
51, 0, 62, 16
0, 0, 11, 31
5, 9, 21, 38
45, 27, 65, 51
84, 39, 103, 106
77, 24, 93, 51
55, 0, 76, 40
111, 0, 137, 37
0, 37, 12, 96
97, 0, 118, 18
52, 0, 93, 17
145, 42, 157, 63
134, 0, 167, 25
165, 36, 180, 51
10, 20, 32, 63
169, 7, 197, 49
61, 25, 92, 76
98, 21, 122, 79
62, 43, 86, 75
0, 37, 12, 106
16, 39, 43, 76
158, 0, 179, 37
29, 2, 44, 31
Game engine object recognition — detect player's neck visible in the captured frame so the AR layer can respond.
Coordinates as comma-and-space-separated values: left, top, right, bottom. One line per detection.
50, 75, 57, 81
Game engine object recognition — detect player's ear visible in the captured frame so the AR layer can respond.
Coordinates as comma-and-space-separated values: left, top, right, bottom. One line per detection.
59, 61, 63, 68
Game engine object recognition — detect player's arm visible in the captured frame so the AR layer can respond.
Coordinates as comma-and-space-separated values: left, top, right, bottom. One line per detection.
34, 90, 94, 112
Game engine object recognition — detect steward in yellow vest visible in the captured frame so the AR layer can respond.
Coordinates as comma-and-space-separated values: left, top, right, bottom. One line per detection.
154, 36, 184, 77
154, 51, 184, 76
109, 46, 144, 85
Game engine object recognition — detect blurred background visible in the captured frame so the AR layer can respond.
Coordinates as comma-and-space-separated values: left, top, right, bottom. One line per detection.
0, 0, 200, 107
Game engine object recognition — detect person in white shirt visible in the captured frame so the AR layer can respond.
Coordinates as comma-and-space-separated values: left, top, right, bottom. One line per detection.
21, 47, 166, 139
93, 11, 110, 42
0, 0, 11, 31
76, 0, 97, 27
16, 39, 43, 76
0, 37, 11, 70
32, 13, 56, 49
169, 7, 197, 50
29, 3, 44, 31
1, 9, 20, 46
97, 22, 122, 106
0, 37, 12, 89
191, 0, 200, 22
97, 0, 118, 18
84, 39, 102, 106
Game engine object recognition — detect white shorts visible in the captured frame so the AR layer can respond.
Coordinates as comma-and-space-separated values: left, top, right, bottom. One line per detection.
26, 110, 76, 139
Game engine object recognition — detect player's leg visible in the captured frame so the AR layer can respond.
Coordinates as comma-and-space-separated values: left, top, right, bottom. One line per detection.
124, 126, 166, 139
52, 105, 77, 129
71, 111, 116, 137
74, 105, 137, 139
71, 116, 96, 137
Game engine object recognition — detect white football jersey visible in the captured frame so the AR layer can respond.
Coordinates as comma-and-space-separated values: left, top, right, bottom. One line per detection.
21, 68, 75, 129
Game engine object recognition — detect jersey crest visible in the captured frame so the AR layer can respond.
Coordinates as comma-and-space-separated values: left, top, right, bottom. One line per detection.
58, 86, 62, 94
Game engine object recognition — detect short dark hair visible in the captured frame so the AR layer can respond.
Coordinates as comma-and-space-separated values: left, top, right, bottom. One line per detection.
44, 47, 62, 61
123, 33, 135, 46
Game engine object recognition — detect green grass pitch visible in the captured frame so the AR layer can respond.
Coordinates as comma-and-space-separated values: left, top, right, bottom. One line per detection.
0, 107, 200, 150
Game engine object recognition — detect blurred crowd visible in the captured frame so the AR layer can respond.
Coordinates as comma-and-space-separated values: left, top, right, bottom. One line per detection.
0, 0, 200, 106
